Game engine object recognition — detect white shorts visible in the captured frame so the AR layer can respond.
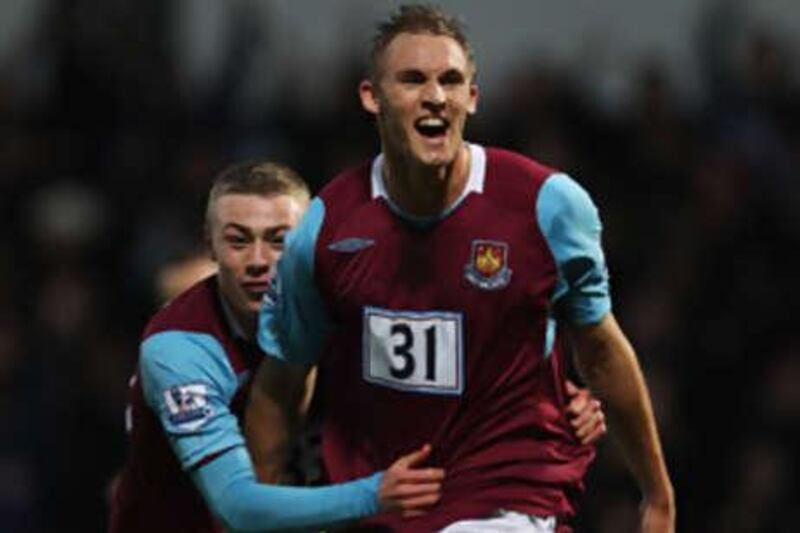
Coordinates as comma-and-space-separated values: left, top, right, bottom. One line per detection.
439, 510, 556, 532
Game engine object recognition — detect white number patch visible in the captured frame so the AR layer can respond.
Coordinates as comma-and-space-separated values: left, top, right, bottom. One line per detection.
362, 307, 464, 395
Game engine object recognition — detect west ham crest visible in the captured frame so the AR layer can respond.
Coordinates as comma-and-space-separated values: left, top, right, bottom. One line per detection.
464, 240, 512, 290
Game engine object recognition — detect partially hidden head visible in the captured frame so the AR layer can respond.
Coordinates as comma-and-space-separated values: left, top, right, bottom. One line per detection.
206, 160, 310, 320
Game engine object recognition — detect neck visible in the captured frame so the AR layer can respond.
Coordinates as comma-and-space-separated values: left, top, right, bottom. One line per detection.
236, 309, 257, 340
382, 144, 471, 217
217, 283, 256, 340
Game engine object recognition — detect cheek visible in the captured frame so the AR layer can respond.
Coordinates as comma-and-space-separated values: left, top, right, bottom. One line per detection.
454, 96, 473, 114
217, 252, 244, 278
380, 110, 411, 143
381, 93, 412, 119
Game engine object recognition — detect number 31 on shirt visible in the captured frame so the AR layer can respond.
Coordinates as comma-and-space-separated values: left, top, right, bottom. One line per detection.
362, 307, 464, 395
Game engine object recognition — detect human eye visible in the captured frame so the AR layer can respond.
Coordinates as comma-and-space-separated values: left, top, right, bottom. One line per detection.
397, 70, 426, 85
269, 231, 287, 250
440, 70, 465, 86
224, 233, 248, 249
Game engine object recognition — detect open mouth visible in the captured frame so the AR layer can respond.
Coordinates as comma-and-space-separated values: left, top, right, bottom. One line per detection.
243, 281, 271, 299
414, 116, 449, 139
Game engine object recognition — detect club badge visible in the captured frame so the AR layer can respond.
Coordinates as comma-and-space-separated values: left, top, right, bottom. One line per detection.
464, 240, 512, 290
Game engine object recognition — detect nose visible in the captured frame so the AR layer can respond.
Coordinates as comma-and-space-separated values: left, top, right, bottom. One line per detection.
422, 81, 445, 112
245, 241, 276, 277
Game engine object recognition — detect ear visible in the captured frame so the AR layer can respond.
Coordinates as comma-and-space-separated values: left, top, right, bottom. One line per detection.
467, 82, 479, 115
204, 224, 217, 262
359, 79, 380, 115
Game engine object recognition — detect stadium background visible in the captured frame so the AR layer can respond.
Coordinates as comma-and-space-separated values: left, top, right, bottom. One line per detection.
1, 0, 799, 531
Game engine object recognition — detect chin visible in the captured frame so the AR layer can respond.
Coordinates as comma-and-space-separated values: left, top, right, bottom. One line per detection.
420, 140, 461, 164
419, 151, 457, 168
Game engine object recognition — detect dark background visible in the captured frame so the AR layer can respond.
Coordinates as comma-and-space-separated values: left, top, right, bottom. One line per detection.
1, 1, 798, 531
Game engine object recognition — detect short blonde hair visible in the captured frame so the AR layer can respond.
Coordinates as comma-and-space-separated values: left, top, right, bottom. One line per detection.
368, 4, 475, 81
205, 160, 310, 230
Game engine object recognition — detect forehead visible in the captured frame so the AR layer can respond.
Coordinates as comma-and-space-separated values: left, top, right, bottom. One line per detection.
212, 193, 305, 229
380, 32, 472, 75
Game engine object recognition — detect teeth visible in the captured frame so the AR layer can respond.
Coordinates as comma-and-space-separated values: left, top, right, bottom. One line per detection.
418, 117, 446, 127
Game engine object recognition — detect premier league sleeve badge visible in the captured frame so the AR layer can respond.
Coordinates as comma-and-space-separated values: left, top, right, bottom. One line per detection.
163, 383, 214, 432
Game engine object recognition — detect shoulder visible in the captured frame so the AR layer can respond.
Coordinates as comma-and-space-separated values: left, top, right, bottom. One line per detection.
143, 276, 221, 340
314, 159, 379, 240
138, 328, 238, 433
536, 173, 600, 231
484, 147, 556, 183
138, 328, 235, 403
481, 147, 558, 211
318, 160, 372, 206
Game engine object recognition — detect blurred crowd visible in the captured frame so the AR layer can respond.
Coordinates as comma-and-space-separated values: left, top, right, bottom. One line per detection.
1, 1, 798, 532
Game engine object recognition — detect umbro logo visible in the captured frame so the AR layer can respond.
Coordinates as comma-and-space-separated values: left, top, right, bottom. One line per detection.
328, 237, 375, 253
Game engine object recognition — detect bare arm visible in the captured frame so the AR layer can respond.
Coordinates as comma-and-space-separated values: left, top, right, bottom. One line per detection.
568, 313, 675, 532
244, 357, 315, 483
243, 357, 445, 516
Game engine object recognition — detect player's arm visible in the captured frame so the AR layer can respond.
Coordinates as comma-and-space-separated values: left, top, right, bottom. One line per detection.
567, 316, 674, 531
192, 441, 443, 532
140, 332, 443, 532
538, 173, 673, 531
244, 356, 315, 483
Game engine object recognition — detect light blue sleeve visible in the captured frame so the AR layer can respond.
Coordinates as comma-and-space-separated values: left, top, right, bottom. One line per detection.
258, 197, 331, 365
142, 330, 384, 532
139, 331, 244, 469
537, 173, 611, 326
193, 446, 382, 532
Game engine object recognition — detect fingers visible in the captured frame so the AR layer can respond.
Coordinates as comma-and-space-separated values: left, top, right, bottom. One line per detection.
579, 419, 607, 445
398, 493, 442, 517
387, 443, 443, 488
565, 384, 607, 445
381, 445, 444, 514
572, 400, 606, 445
390, 443, 443, 481
393, 482, 443, 499
379, 474, 443, 513
570, 397, 598, 427
394, 467, 445, 483
567, 392, 589, 416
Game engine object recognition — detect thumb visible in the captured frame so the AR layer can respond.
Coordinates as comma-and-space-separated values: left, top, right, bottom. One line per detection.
565, 379, 580, 396
398, 443, 432, 468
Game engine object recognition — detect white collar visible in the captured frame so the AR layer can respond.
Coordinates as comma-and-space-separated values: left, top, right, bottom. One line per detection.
370, 143, 486, 215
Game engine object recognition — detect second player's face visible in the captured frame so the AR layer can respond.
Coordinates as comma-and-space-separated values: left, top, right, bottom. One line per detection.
364, 33, 478, 168
209, 193, 307, 319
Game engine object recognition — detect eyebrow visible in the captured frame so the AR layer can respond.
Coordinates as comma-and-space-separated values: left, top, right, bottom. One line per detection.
440, 69, 466, 82
222, 223, 252, 234
395, 67, 466, 81
396, 68, 426, 81
223, 222, 293, 237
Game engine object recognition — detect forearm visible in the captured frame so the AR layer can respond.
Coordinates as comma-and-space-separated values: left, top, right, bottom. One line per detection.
571, 314, 673, 504
194, 446, 381, 532
244, 393, 294, 484
245, 359, 314, 483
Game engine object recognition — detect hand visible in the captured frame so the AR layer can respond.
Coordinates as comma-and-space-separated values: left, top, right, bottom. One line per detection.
565, 380, 607, 445
639, 495, 676, 533
379, 443, 445, 517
